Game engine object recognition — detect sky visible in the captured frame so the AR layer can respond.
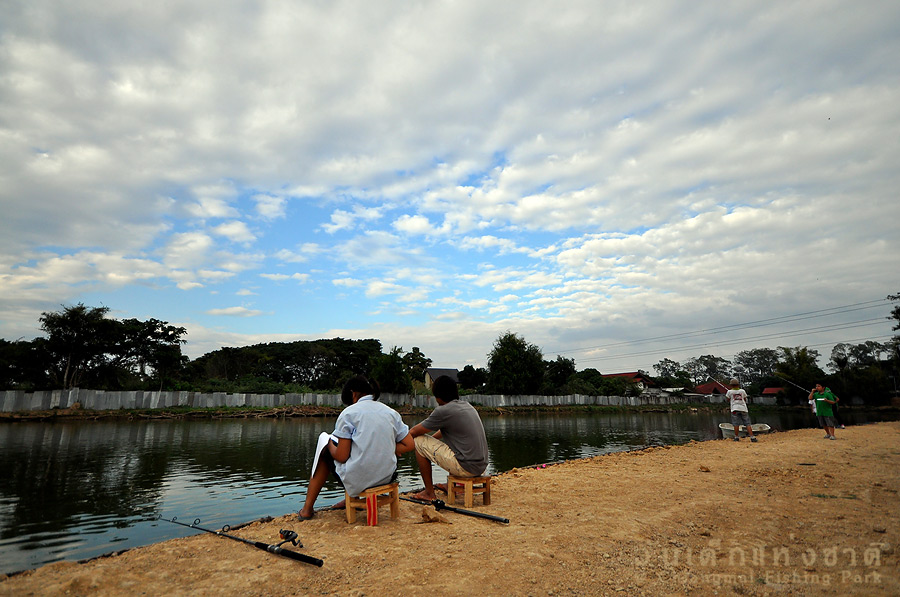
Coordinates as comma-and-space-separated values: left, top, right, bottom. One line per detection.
1, 0, 899, 375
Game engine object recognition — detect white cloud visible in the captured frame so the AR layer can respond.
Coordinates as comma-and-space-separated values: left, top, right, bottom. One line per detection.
1, 0, 898, 373
322, 205, 385, 234
212, 221, 256, 243
206, 306, 264, 317
261, 272, 310, 283
253, 193, 287, 220
274, 243, 323, 263
162, 232, 215, 269
457, 235, 527, 255
393, 214, 431, 235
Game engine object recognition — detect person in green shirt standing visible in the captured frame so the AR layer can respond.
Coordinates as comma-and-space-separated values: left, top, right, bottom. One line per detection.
809, 383, 838, 440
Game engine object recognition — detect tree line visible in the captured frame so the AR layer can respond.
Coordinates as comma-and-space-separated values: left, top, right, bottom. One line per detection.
2, 297, 898, 405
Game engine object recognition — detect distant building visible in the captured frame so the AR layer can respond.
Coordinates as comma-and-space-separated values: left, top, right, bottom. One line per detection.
693, 380, 730, 395
601, 372, 655, 392
425, 368, 459, 389
761, 387, 784, 397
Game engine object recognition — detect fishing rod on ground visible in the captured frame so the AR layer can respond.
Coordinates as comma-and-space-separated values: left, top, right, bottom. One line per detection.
401, 497, 509, 524
156, 515, 324, 567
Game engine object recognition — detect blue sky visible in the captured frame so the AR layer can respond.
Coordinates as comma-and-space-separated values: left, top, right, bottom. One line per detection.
1, 0, 899, 373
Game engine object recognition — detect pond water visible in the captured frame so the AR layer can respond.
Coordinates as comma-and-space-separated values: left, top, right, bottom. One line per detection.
0, 409, 893, 574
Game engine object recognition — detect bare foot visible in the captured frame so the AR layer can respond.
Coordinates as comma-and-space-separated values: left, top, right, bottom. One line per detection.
434, 483, 448, 493
412, 490, 436, 501
328, 499, 346, 510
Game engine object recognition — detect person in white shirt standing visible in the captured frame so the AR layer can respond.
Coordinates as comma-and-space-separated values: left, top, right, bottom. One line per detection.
727, 378, 757, 443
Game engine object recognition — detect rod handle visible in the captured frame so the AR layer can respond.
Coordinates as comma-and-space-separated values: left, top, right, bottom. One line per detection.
260, 542, 324, 567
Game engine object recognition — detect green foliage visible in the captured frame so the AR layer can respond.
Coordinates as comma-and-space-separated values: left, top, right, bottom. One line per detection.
6, 300, 900, 404
401, 347, 431, 384
683, 354, 732, 385
734, 348, 779, 384
458, 364, 487, 390
188, 338, 383, 390
371, 346, 411, 394
775, 346, 825, 404
543, 355, 576, 394
0, 338, 52, 389
486, 331, 544, 394
34, 303, 187, 390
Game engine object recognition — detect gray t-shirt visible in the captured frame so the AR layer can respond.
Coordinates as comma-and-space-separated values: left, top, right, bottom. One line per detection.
421, 400, 488, 475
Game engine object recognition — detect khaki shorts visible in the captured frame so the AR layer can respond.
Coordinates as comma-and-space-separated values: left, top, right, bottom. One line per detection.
414, 435, 476, 477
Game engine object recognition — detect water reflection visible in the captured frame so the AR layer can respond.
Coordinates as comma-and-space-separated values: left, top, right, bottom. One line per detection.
0, 410, 894, 573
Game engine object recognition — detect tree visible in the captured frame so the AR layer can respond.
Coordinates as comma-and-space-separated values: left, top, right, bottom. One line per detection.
0, 338, 52, 389
652, 359, 692, 388
653, 358, 681, 379
486, 332, 544, 394
848, 341, 885, 368
458, 365, 487, 390
828, 343, 852, 375
889, 292, 900, 335
734, 348, 779, 384
775, 346, 825, 404
371, 346, 411, 394
683, 354, 732, 385
39, 304, 117, 388
116, 318, 187, 389
544, 355, 576, 394
401, 347, 432, 384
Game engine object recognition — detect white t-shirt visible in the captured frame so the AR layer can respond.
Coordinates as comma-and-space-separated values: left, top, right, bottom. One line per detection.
726, 388, 749, 412
332, 395, 409, 497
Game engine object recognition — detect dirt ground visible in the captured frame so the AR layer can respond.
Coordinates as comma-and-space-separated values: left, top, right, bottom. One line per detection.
2, 422, 898, 596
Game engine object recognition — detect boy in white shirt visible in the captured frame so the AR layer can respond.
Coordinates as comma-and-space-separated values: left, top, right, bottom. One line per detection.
727, 378, 757, 443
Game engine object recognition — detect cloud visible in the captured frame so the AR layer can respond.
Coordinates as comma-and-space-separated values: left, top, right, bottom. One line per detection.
1, 0, 898, 374
253, 194, 287, 220
393, 214, 431, 235
260, 272, 310, 283
186, 196, 240, 220
337, 231, 426, 269
212, 221, 256, 243
274, 243, 324, 263
206, 306, 264, 317
322, 206, 385, 234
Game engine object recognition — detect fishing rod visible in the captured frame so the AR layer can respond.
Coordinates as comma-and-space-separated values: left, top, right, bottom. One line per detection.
773, 373, 812, 394
156, 515, 323, 567
401, 497, 509, 524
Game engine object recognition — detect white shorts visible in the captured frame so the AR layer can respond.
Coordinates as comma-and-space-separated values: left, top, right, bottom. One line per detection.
414, 435, 476, 477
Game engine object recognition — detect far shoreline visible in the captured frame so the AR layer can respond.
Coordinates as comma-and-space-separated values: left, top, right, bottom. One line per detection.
1, 401, 897, 422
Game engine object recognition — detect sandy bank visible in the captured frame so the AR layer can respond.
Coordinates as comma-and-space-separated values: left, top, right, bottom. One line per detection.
2, 422, 898, 596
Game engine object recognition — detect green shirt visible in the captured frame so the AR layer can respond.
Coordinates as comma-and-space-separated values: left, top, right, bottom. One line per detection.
812, 388, 835, 417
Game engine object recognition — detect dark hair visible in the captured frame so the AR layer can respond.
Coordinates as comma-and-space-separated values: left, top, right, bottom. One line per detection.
341, 375, 380, 405
432, 375, 459, 402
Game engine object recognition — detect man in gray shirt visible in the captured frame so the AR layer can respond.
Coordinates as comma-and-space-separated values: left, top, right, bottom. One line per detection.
410, 375, 488, 501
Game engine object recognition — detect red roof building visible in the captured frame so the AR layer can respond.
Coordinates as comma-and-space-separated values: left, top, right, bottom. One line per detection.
601, 372, 655, 391
693, 380, 730, 395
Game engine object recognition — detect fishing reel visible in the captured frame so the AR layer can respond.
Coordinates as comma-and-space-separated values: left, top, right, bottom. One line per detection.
277, 529, 301, 548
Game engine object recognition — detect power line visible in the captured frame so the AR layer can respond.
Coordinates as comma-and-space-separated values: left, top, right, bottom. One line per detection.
546, 298, 890, 356
620, 333, 896, 374
575, 317, 889, 364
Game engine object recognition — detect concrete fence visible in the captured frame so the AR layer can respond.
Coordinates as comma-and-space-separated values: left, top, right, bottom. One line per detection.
0, 388, 774, 413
